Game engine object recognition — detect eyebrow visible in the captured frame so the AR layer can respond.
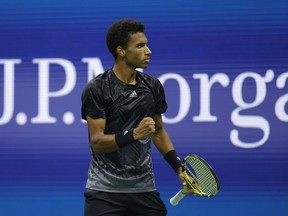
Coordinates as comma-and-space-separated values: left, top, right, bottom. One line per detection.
136, 39, 148, 46
136, 42, 146, 46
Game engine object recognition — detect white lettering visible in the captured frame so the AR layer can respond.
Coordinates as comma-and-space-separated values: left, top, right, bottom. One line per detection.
159, 73, 191, 124
31, 58, 76, 123
193, 73, 230, 122
0, 57, 286, 149
275, 72, 288, 121
0, 59, 21, 125
82, 57, 105, 82
230, 70, 274, 148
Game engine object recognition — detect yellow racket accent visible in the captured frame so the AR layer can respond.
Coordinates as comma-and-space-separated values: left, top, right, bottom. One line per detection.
182, 171, 204, 196
170, 154, 220, 206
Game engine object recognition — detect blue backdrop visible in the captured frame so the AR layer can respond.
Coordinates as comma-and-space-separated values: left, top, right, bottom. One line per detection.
1, 0, 288, 215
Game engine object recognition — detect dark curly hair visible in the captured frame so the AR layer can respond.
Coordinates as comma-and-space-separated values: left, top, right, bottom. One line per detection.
106, 19, 145, 59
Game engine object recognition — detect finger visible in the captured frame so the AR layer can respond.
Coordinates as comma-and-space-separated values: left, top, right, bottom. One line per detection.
145, 122, 155, 131
149, 123, 155, 129
178, 174, 186, 185
141, 117, 153, 124
144, 117, 153, 121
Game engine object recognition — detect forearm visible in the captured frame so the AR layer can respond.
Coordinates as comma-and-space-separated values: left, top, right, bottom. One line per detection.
152, 127, 182, 174
87, 116, 136, 153
90, 133, 119, 153
152, 127, 174, 155
90, 129, 136, 153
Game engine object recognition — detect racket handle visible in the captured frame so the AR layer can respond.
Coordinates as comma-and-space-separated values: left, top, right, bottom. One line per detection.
170, 189, 186, 206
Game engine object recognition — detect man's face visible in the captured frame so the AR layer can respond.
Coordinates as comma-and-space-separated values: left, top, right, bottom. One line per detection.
123, 32, 152, 69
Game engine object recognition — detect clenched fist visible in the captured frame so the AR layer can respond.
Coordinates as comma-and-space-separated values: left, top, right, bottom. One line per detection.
133, 117, 155, 140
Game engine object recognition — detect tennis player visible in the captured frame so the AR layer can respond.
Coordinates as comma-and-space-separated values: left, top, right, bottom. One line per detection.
81, 18, 185, 216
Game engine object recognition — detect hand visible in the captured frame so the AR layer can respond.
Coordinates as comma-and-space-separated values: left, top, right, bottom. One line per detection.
177, 168, 202, 195
182, 184, 201, 195
133, 117, 155, 140
177, 167, 186, 185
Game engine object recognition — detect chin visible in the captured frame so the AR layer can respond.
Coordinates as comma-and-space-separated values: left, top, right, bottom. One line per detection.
134, 63, 148, 70
142, 64, 149, 69
136, 66, 147, 70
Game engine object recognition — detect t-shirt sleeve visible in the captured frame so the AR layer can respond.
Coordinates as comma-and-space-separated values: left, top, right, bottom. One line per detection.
81, 81, 106, 120
154, 79, 168, 114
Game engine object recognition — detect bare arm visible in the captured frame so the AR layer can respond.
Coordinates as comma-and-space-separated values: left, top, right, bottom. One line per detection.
87, 114, 186, 184
152, 114, 185, 183
151, 114, 174, 155
86, 116, 118, 153
86, 116, 156, 153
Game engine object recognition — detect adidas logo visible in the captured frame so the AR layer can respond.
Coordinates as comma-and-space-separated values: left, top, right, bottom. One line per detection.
129, 90, 138, 98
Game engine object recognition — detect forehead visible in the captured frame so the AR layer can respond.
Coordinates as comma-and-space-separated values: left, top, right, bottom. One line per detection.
128, 32, 147, 45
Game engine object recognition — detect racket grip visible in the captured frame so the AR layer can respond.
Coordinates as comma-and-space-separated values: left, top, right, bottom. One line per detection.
170, 189, 186, 206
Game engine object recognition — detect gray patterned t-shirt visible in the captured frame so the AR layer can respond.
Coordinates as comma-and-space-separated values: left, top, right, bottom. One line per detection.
81, 69, 167, 192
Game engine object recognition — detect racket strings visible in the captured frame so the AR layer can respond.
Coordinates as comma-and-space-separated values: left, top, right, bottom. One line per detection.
184, 157, 218, 195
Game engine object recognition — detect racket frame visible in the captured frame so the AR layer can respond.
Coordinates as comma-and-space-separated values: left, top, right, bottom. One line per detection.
169, 154, 220, 206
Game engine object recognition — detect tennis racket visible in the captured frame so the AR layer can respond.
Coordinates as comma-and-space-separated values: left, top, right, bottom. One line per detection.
170, 154, 220, 206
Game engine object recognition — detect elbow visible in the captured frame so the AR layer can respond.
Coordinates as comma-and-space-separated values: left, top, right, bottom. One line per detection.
153, 126, 164, 138
89, 136, 105, 153
89, 135, 116, 153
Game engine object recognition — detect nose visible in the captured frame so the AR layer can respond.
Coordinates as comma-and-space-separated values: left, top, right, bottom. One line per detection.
146, 46, 152, 55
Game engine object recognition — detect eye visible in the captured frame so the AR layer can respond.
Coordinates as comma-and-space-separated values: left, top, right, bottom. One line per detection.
136, 43, 145, 48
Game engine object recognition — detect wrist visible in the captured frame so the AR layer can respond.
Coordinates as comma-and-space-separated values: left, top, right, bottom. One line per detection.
133, 128, 139, 140
176, 166, 183, 175
115, 129, 135, 148
164, 150, 182, 173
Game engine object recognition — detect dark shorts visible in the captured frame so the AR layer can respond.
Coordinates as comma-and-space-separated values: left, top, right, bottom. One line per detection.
84, 189, 167, 216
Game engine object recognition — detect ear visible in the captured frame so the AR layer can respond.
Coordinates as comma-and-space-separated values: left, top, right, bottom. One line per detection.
116, 46, 125, 57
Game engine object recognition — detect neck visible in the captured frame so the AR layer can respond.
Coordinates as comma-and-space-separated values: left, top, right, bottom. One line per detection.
113, 64, 137, 85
